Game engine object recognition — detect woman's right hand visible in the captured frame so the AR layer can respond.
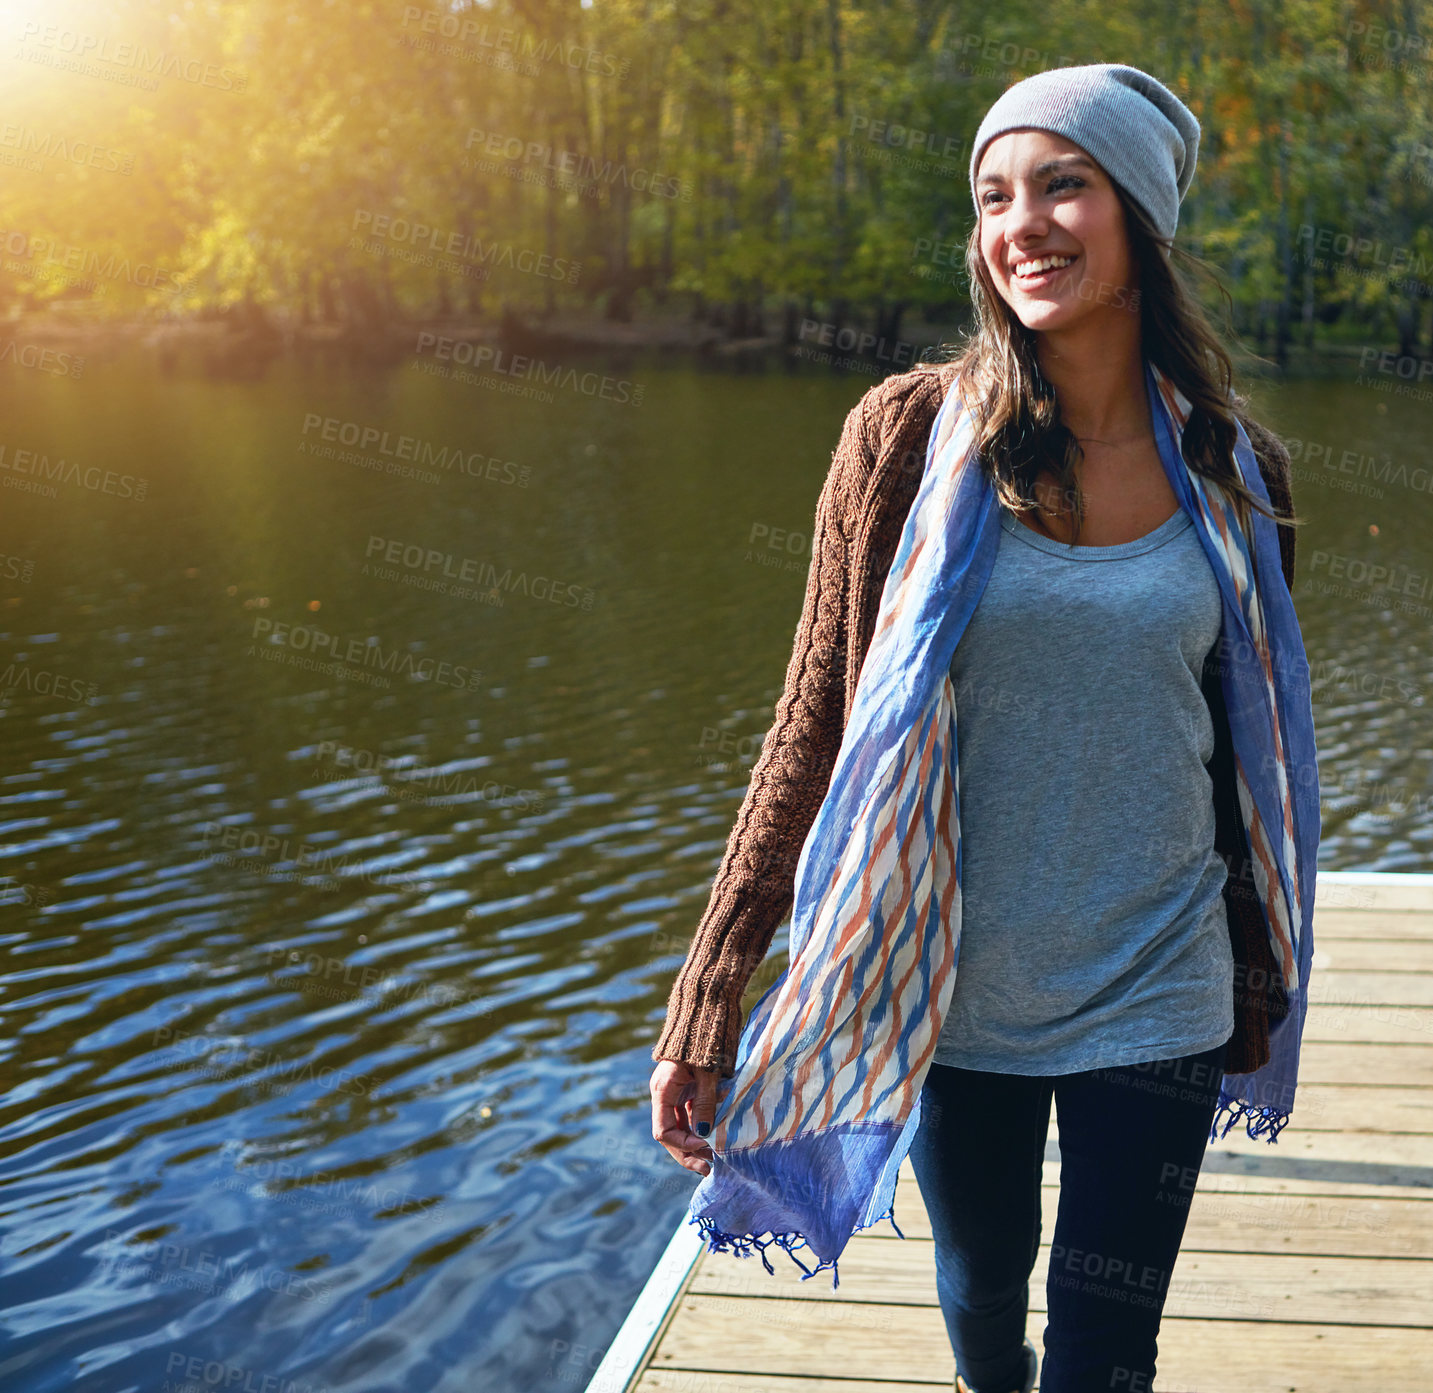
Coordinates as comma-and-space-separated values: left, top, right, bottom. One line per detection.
650, 1059, 719, 1177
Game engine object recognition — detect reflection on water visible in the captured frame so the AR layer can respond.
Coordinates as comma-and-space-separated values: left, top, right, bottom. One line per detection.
0, 351, 1428, 1391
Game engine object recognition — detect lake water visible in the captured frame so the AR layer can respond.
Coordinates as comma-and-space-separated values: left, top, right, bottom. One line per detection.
1, 346, 1429, 1392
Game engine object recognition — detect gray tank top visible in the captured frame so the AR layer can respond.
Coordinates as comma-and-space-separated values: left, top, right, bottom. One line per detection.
930, 500, 1234, 1074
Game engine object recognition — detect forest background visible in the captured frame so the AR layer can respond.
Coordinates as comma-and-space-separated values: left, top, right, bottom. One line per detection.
4, 0, 1432, 369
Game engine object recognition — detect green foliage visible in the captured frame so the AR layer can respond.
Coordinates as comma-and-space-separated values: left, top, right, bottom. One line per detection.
1, 0, 1429, 353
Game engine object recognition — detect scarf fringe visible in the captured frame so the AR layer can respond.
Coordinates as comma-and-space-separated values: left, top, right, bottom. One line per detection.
1209, 1093, 1291, 1144
689, 1098, 1289, 1294
688, 1201, 907, 1291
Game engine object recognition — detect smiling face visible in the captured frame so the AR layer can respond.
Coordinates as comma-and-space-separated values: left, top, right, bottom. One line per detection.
974, 128, 1139, 334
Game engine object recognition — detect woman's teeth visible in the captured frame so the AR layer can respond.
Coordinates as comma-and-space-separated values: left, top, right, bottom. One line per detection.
1014, 254, 1075, 278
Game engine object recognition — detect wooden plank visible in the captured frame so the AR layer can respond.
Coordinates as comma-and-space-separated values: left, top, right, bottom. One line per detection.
684, 1242, 1433, 1327
1020, 1080, 1433, 1135
1314, 871, 1433, 913
1311, 940, 1433, 972
1307, 970, 1433, 1004
894, 1157, 1433, 1203
1192, 1169, 1433, 1203
1301, 1002, 1433, 1043
650, 1296, 1433, 1390
1288, 1039, 1433, 1086
1069, 1119, 1433, 1167
874, 1187, 1433, 1258
623, 874, 1433, 1393
1251, 1083, 1433, 1133
1194, 1130, 1433, 1193
1039, 1097, 1433, 1152
640, 1376, 944, 1393
1305, 909, 1433, 939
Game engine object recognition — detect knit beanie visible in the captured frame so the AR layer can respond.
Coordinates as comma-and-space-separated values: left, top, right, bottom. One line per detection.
967, 63, 1200, 241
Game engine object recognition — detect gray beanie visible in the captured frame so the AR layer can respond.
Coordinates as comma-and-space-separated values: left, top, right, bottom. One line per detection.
967, 63, 1200, 241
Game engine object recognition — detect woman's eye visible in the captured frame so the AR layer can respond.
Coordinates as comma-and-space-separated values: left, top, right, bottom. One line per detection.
981, 176, 1083, 206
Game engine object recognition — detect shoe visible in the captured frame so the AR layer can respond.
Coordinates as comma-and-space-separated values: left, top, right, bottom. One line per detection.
954, 1335, 1037, 1393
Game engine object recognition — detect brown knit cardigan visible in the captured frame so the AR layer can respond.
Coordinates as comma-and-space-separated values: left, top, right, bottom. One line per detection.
654, 359, 1296, 1082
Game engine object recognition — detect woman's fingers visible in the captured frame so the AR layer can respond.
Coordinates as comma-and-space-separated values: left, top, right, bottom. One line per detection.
688, 1067, 719, 1138
651, 1063, 714, 1175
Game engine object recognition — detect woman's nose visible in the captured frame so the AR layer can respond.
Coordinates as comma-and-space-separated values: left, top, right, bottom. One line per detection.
1004, 190, 1049, 246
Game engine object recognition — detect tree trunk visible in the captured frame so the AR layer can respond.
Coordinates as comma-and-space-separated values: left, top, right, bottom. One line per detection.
1274, 118, 1293, 370
826, 0, 849, 283
875, 298, 906, 347
783, 299, 801, 345
1396, 300, 1416, 360
544, 173, 559, 318
606, 176, 634, 321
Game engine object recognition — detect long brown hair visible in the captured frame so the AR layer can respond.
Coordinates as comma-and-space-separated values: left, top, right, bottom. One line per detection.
918, 179, 1304, 579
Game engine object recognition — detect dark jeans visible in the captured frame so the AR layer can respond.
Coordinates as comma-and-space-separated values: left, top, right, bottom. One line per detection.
908, 1033, 1229, 1393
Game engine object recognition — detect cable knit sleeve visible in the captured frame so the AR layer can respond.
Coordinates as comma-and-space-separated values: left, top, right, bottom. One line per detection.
650, 399, 871, 1079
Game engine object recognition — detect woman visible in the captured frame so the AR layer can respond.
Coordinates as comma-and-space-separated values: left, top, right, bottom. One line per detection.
649, 64, 1317, 1393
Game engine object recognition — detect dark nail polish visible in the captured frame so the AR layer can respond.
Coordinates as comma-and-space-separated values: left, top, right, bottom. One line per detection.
695, 1120, 710, 1137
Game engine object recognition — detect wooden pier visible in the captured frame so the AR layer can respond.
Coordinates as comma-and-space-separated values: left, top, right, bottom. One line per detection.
593, 871, 1433, 1393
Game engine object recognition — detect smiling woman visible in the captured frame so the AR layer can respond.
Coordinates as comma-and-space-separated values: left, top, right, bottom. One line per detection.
910, 68, 1316, 1393
650, 60, 1320, 1393
949, 82, 1297, 557
974, 140, 1131, 313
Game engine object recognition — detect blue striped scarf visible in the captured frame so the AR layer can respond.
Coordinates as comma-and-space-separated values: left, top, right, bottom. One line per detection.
685, 359, 1320, 1290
